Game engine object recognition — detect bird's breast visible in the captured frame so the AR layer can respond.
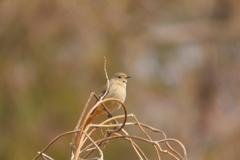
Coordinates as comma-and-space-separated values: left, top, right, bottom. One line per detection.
106, 83, 126, 102
99, 83, 126, 114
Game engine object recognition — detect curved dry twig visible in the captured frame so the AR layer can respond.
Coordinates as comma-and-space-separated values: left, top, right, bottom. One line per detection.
79, 113, 187, 160
131, 115, 161, 160
34, 106, 188, 160
33, 130, 80, 160
84, 116, 187, 160
73, 99, 109, 160
102, 98, 128, 133
81, 97, 128, 159
157, 138, 188, 160
96, 114, 186, 160
79, 135, 146, 155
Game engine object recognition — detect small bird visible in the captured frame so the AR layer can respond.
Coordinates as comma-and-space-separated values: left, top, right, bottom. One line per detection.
84, 72, 131, 128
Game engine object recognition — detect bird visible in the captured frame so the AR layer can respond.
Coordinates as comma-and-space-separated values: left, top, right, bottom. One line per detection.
83, 72, 131, 128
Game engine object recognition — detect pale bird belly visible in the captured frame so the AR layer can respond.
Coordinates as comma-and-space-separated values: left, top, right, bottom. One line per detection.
102, 84, 126, 114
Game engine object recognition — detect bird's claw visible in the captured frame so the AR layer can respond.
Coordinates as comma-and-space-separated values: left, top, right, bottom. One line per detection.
107, 114, 113, 118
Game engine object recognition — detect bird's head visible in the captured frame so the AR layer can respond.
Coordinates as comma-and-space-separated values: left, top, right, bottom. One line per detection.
111, 72, 131, 84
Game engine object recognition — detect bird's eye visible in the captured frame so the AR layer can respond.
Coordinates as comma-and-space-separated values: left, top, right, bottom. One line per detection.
118, 76, 121, 79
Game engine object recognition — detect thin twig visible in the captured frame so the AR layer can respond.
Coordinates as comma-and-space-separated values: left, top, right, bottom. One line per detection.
70, 92, 95, 157
131, 115, 161, 160
93, 93, 113, 122
101, 114, 185, 160
80, 135, 161, 153
101, 57, 109, 100
157, 139, 188, 160
113, 131, 148, 160
83, 119, 187, 160
38, 152, 54, 160
82, 98, 128, 159
103, 98, 128, 133
82, 131, 104, 160
33, 130, 80, 160
73, 99, 106, 160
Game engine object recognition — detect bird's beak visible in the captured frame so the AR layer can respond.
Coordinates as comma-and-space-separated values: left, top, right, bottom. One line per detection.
126, 76, 131, 79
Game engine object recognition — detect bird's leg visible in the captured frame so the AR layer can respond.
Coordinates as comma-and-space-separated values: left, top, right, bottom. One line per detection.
103, 109, 113, 118
107, 114, 113, 118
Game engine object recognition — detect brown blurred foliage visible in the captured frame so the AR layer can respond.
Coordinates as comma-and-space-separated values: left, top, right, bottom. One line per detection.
0, 0, 240, 159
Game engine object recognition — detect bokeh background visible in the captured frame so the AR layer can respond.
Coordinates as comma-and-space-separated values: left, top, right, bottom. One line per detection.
1, 0, 240, 159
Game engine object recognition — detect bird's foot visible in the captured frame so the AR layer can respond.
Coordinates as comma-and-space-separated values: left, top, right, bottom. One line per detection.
107, 114, 113, 118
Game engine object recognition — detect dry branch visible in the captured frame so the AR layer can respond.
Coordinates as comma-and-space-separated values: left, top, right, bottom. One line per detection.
33, 58, 188, 160
33, 93, 188, 160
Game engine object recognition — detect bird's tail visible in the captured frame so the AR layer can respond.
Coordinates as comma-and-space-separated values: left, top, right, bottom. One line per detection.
83, 110, 101, 129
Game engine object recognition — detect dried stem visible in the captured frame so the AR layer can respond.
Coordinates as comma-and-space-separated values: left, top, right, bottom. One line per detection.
33, 130, 80, 160
101, 56, 109, 100
34, 58, 188, 160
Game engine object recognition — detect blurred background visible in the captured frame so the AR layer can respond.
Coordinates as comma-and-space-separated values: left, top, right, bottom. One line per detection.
1, 0, 240, 159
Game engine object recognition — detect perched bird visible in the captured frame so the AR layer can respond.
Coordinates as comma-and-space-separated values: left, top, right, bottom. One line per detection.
84, 72, 131, 128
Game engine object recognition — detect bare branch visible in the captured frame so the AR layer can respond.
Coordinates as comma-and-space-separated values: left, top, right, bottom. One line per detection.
101, 57, 109, 101
33, 130, 79, 160
33, 59, 188, 160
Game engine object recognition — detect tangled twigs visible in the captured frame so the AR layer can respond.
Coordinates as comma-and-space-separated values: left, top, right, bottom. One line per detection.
80, 114, 188, 160
80, 98, 128, 159
33, 58, 188, 160
33, 94, 188, 160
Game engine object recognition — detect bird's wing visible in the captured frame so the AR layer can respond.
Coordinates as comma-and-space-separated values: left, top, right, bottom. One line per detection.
90, 82, 112, 115
98, 82, 112, 99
